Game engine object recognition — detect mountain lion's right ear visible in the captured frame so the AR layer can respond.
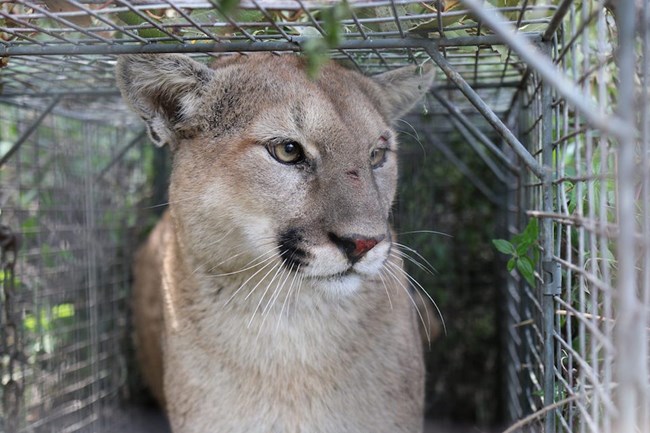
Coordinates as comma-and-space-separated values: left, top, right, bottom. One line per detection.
372, 62, 435, 121
116, 54, 214, 148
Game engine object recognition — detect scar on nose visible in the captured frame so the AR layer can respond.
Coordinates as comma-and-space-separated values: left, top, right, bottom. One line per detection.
346, 169, 360, 180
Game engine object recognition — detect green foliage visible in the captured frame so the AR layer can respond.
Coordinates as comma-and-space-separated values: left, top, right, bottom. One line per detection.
23, 303, 76, 354
116, 11, 170, 40
302, 2, 351, 78
24, 303, 75, 333
397, 123, 502, 425
492, 218, 539, 287
217, 0, 241, 16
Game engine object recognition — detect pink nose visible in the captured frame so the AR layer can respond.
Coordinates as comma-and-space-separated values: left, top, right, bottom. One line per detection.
328, 233, 385, 264
353, 238, 379, 257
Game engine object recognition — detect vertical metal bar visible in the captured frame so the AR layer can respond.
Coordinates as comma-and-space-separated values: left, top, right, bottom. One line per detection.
571, 3, 587, 431
614, 0, 641, 431
641, 1, 650, 431
540, 40, 558, 433
551, 36, 566, 432
596, 5, 613, 433
83, 123, 100, 433
581, 0, 599, 427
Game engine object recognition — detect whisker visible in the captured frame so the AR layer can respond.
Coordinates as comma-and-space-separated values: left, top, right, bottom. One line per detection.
397, 230, 453, 238
224, 259, 278, 306
209, 248, 279, 277
386, 260, 447, 337
377, 269, 393, 310
277, 263, 301, 331
391, 250, 435, 277
386, 261, 433, 343
141, 192, 221, 210
256, 265, 293, 338
204, 238, 278, 272
247, 261, 286, 327
192, 237, 278, 276
188, 227, 237, 275
396, 119, 426, 157
382, 263, 431, 344
262, 263, 293, 318
394, 242, 439, 275
291, 269, 306, 319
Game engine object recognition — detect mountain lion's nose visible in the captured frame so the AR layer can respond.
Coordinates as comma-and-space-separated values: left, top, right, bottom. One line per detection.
328, 233, 385, 264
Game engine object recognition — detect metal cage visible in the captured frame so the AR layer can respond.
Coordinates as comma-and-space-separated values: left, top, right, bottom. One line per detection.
0, 0, 648, 432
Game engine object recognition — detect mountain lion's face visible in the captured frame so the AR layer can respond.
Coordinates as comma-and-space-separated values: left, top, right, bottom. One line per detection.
117, 54, 434, 295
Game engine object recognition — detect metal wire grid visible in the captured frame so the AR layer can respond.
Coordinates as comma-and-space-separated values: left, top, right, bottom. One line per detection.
501, 0, 649, 432
0, 0, 552, 101
0, 100, 153, 433
0, 0, 647, 432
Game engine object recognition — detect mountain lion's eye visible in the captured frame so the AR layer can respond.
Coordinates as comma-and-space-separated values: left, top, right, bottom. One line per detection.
370, 148, 387, 168
268, 141, 305, 164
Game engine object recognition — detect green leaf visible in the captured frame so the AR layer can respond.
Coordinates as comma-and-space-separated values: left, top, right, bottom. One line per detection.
52, 303, 75, 319
301, 2, 350, 78
492, 239, 516, 255
41, 244, 54, 268
507, 257, 516, 272
117, 11, 170, 41
302, 38, 330, 78
523, 218, 539, 242
24, 314, 37, 332
516, 257, 536, 287
516, 241, 530, 257
218, 0, 241, 16
321, 2, 349, 46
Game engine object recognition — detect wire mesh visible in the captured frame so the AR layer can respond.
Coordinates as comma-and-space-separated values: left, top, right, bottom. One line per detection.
0, 99, 156, 432
0, 0, 648, 432
498, 0, 648, 431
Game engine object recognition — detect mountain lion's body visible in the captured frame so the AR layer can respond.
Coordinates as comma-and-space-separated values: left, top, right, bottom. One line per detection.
118, 53, 434, 433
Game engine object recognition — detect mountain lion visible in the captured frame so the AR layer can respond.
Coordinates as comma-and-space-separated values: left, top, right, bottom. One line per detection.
117, 53, 435, 433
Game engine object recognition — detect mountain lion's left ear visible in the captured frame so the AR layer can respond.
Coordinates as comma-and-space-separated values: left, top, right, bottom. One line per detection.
372, 62, 435, 121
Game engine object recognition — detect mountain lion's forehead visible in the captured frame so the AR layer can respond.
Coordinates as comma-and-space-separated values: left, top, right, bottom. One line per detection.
216, 55, 375, 104
248, 94, 388, 152
205, 55, 387, 144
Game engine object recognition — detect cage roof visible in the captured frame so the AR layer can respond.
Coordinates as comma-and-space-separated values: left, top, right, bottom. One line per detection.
0, 0, 564, 121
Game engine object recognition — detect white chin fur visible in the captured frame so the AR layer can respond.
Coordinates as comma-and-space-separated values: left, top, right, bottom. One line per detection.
309, 273, 364, 297
303, 241, 390, 296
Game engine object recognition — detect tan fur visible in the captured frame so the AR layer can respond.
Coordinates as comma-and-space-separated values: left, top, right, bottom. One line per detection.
119, 53, 434, 433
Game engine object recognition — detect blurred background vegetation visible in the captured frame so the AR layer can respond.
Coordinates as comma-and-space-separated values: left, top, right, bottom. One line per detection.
396, 111, 505, 427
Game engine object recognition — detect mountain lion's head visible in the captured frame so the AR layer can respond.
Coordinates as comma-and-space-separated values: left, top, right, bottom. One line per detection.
117, 53, 434, 295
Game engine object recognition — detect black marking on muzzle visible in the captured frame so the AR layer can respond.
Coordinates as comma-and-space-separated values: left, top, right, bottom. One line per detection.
278, 229, 308, 269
